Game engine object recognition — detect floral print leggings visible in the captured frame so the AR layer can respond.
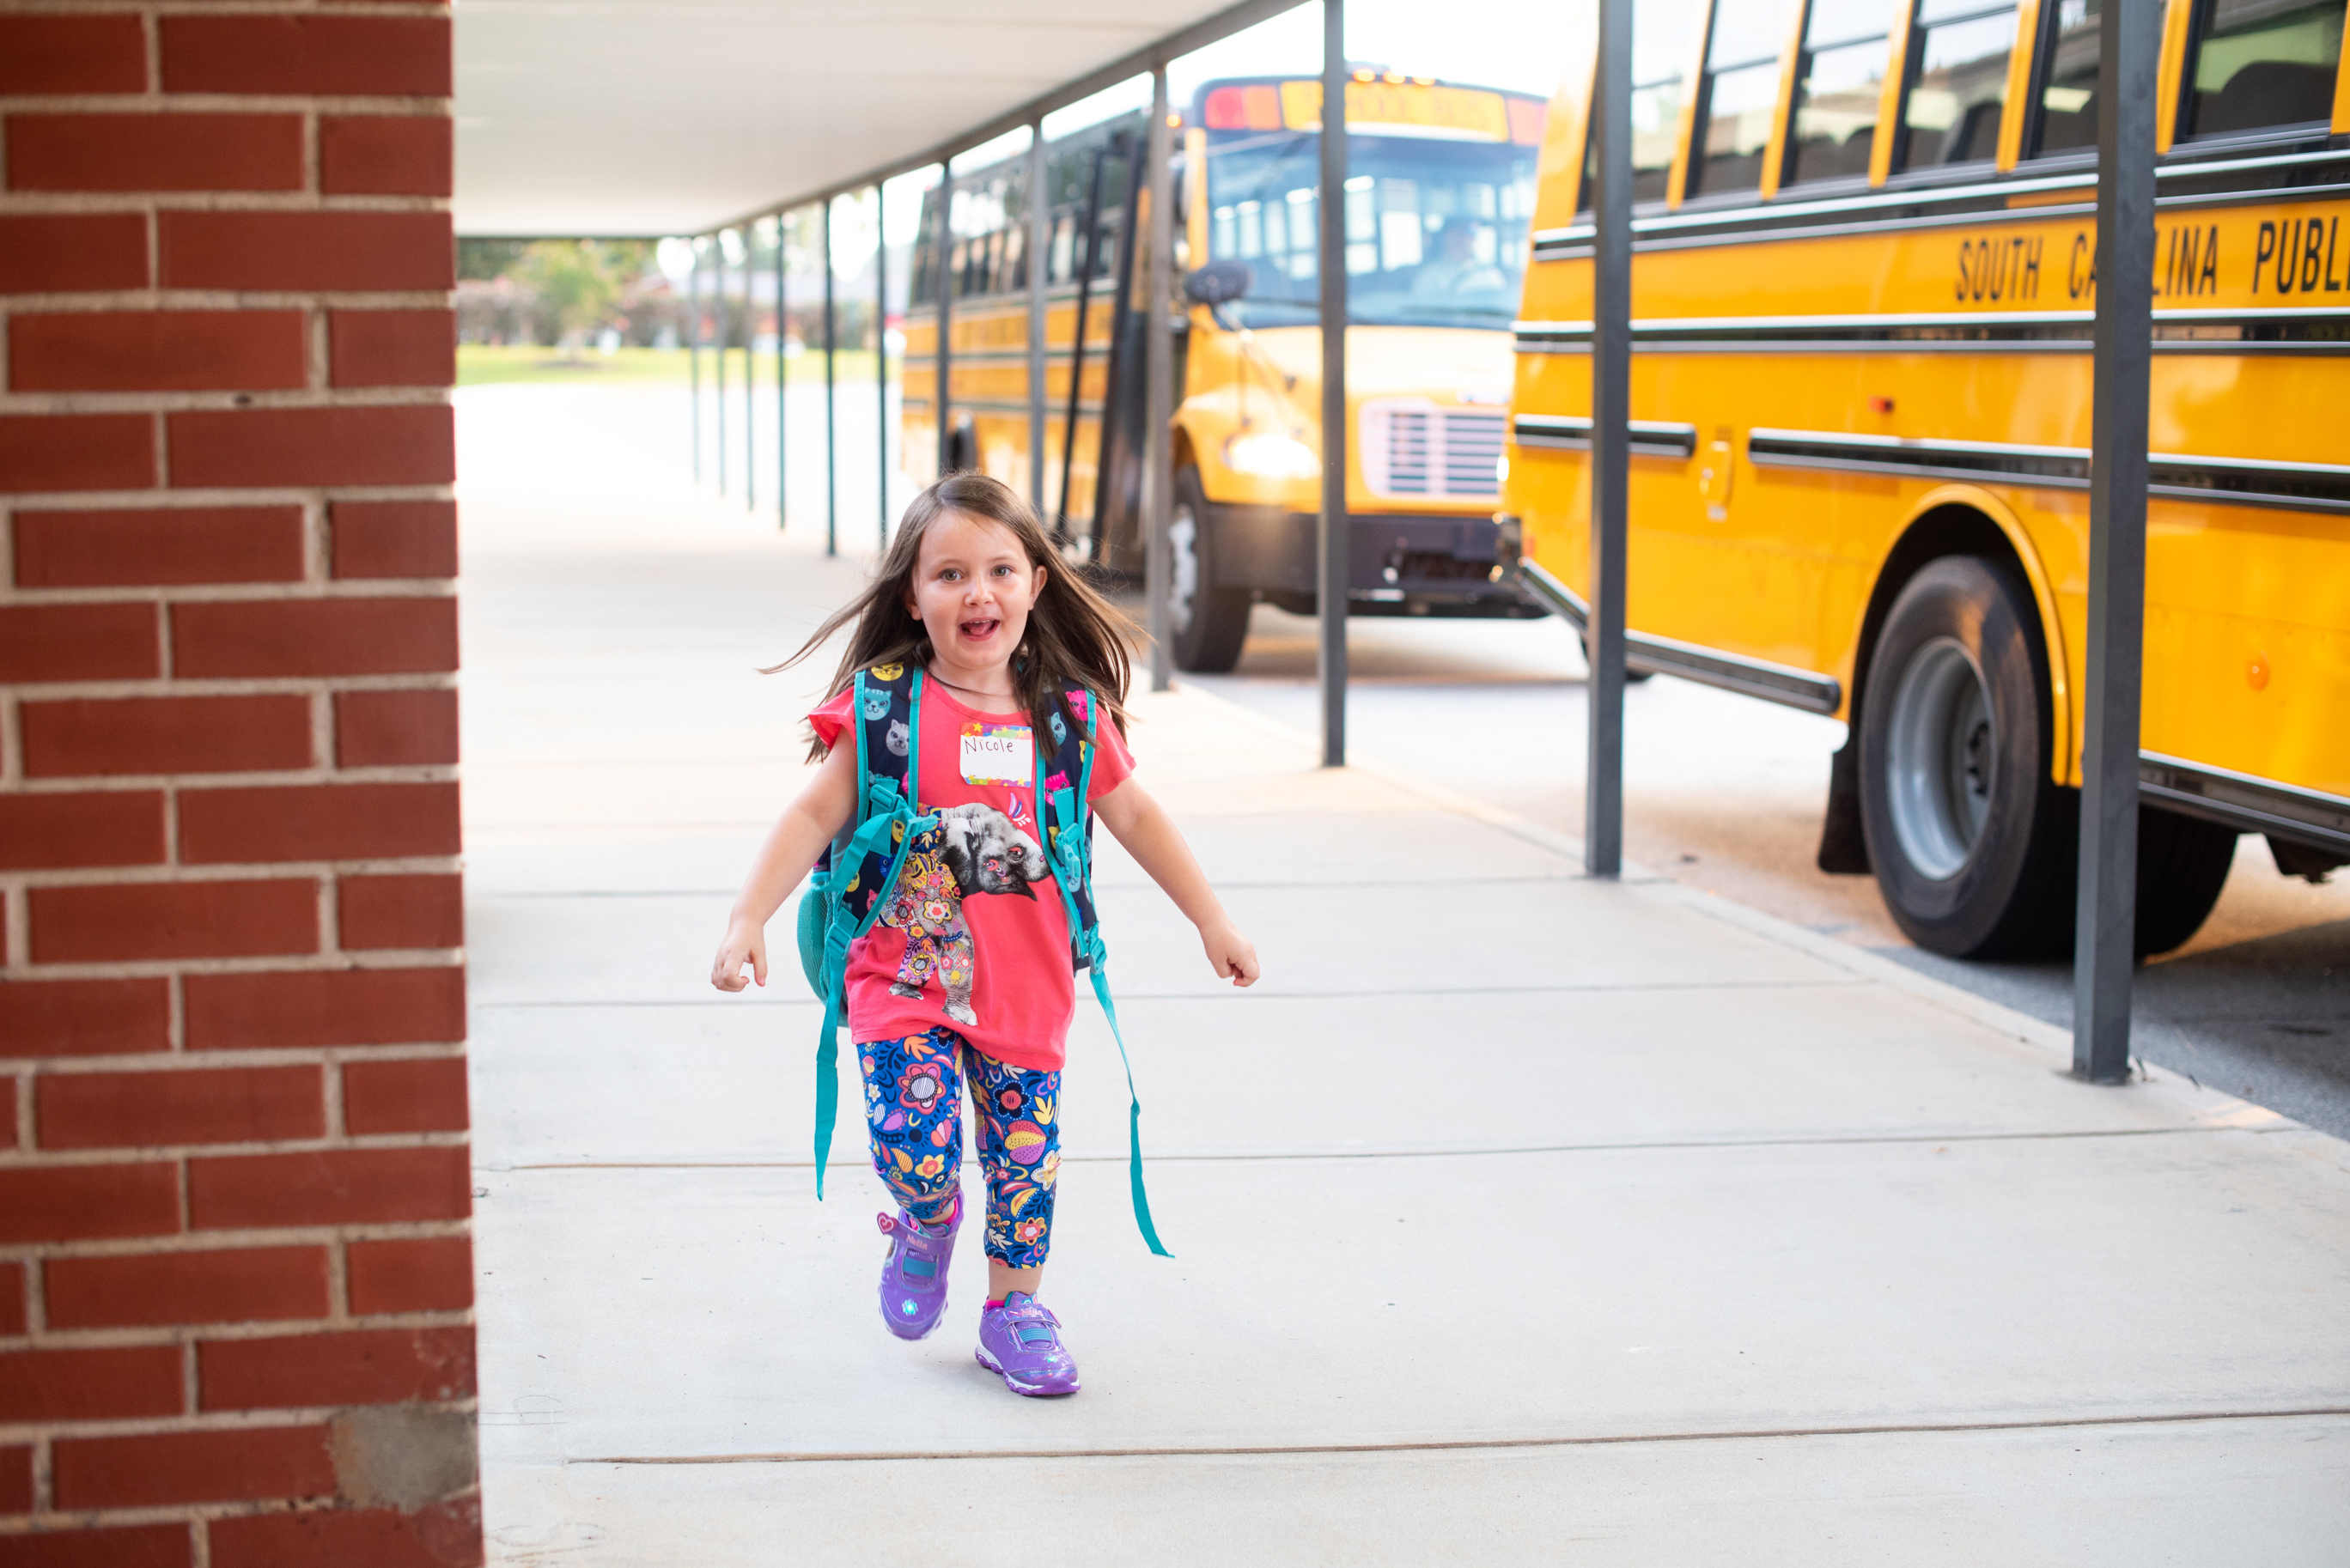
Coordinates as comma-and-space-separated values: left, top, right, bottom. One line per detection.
858, 1026, 1061, 1270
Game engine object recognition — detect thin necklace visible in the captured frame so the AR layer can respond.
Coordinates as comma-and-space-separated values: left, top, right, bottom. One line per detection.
926, 669, 1020, 704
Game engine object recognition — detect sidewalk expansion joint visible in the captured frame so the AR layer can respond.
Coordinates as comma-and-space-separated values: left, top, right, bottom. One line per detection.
467, 979, 1872, 1012
468, 875, 1597, 897
566, 1402, 2350, 1468
488, 1121, 2276, 1172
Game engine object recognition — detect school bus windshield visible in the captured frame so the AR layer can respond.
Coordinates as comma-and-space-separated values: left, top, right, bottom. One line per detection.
1203, 131, 1537, 331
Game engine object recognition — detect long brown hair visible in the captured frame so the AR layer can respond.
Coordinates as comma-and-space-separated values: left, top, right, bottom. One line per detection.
773, 472, 1135, 761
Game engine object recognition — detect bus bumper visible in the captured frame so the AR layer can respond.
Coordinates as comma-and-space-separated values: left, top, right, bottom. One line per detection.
1209, 507, 1546, 618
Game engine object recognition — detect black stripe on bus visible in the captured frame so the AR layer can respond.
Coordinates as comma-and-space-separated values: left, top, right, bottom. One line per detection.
1527, 146, 2350, 259
1510, 414, 1699, 458
1744, 428, 2350, 514
908, 398, 1108, 418
2140, 753, 2350, 856
1515, 557, 1842, 715
1513, 310, 2350, 355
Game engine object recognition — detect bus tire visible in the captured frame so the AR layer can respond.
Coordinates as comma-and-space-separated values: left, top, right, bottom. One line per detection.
2133, 806, 2236, 956
1166, 467, 1251, 673
1859, 556, 2075, 958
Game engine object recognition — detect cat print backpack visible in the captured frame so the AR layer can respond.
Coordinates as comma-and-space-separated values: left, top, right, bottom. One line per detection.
796, 662, 1168, 1256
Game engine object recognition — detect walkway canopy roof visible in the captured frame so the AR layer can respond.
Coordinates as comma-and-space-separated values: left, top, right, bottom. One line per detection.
454, 0, 1300, 237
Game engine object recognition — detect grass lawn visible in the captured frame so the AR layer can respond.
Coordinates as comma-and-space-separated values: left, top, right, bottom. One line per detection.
458, 345, 884, 387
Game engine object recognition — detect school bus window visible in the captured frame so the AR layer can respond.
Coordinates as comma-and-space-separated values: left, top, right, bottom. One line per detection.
1577, 78, 1690, 204
1896, 1, 2018, 170
2031, 0, 2103, 156
1204, 128, 1532, 328
1345, 174, 1379, 275
1787, 0, 1904, 186
1084, 212, 1122, 283
1689, 0, 1799, 198
2183, 0, 2347, 137
1578, 2, 1698, 210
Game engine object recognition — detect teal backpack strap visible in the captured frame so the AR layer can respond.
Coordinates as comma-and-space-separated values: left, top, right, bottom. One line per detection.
1040, 692, 1169, 1257
808, 667, 930, 1198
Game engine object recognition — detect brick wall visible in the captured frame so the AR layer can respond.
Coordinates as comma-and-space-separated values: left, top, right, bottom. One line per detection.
1, 3, 478, 1563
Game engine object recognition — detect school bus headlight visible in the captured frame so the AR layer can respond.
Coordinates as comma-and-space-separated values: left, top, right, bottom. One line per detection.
1225, 432, 1320, 480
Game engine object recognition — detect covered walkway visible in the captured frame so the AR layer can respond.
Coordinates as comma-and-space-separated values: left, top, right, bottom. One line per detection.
454, 382, 2350, 1562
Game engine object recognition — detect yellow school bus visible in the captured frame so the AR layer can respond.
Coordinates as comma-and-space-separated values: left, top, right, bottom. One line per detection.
1503, 0, 2350, 958
902, 113, 1142, 566
903, 75, 1555, 671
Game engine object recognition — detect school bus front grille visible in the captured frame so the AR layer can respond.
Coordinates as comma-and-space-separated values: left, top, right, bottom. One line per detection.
1360, 401, 1506, 501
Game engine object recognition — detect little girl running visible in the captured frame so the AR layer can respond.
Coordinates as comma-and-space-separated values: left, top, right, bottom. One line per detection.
709, 472, 1260, 1397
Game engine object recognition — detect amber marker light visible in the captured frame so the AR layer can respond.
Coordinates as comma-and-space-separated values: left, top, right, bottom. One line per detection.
2249, 653, 2271, 690
1868, 396, 1896, 414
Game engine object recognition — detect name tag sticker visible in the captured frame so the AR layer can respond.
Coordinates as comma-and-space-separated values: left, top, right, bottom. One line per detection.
960, 723, 1033, 786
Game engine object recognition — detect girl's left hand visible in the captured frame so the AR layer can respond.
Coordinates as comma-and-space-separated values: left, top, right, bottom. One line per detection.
1200, 919, 1260, 988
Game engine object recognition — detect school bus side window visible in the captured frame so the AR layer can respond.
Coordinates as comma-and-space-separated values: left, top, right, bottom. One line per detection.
2030, 0, 2103, 156
2183, 0, 2347, 137
1786, 0, 1906, 186
1895, 0, 2018, 171
1688, 0, 1799, 198
911, 195, 941, 307
1577, 0, 1701, 211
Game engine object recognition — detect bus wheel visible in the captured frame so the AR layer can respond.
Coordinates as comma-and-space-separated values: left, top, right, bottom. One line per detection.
1860, 556, 2074, 958
2133, 806, 2236, 956
1166, 468, 1251, 672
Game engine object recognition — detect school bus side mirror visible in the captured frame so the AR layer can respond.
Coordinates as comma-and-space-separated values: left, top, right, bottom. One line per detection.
1184, 261, 1253, 306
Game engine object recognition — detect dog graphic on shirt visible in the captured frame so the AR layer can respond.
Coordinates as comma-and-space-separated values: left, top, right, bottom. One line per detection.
877, 804, 1051, 1026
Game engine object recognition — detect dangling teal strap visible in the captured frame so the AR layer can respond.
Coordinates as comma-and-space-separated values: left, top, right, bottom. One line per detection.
810, 800, 928, 1200
810, 670, 933, 1202
1039, 697, 1168, 1258
813, 993, 840, 1198
1087, 956, 1169, 1256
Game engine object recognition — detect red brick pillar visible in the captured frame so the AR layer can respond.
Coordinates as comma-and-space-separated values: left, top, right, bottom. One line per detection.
1, 4, 480, 1563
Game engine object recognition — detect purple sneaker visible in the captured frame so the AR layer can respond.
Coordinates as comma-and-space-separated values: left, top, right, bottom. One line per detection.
875, 1195, 959, 1340
975, 1291, 1081, 1396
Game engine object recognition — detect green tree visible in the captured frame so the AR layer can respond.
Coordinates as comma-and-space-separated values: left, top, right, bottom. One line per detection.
511, 240, 655, 354
458, 238, 529, 281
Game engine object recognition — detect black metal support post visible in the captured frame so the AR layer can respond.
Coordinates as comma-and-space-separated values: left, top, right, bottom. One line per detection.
825, 198, 838, 556
1586, 0, 1633, 878
935, 161, 955, 474
715, 236, 729, 496
1317, 0, 1349, 767
1145, 70, 1175, 695
690, 240, 703, 483
2074, 0, 2159, 1083
776, 213, 788, 530
1056, 145, 1108, 545
744, 228, 756, 512
789, 211, 799, 531
876, 185, 891, 549
1028, 125, 1050, 515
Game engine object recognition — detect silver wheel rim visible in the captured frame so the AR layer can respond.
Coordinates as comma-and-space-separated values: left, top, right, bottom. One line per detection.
1885, 635, 1995, 881
1167, 502, 1200, 635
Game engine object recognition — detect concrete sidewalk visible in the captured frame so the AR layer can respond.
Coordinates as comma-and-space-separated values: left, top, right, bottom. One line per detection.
456, 386, 2350, 1563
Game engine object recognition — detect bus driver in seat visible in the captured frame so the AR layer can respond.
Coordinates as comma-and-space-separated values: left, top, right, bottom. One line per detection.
1414, 217, 1507, 296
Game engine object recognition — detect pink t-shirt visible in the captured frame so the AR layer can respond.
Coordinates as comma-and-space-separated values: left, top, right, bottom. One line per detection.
808, 678, 1134, 1073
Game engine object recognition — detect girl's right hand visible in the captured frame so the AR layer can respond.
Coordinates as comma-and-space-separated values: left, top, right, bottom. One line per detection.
710, 920, 767, 992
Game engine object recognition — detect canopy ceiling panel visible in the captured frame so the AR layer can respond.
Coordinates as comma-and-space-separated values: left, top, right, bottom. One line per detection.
454, 0, 1279, 236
